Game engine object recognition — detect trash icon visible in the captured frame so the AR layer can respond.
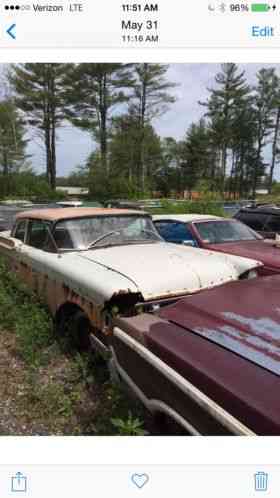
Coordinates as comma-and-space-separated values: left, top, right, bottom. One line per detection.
254, 472, 268, 492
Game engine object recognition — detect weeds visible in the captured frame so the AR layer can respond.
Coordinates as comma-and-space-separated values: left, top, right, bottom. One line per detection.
0, 258, 53, 366
111, 412, 146, 436
0, 257, 146, 435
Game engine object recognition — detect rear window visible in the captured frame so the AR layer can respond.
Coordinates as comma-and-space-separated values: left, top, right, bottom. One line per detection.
194, 220, 260, 244
13, 220, 27, 242
27, 220, 52, 249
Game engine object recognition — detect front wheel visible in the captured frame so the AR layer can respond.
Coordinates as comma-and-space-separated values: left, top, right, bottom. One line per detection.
70, 310, 92, 352
55, 309, 92, 353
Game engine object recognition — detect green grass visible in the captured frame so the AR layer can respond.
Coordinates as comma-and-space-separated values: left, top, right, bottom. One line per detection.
0, 257, 146, 435
0, 258, 53, 366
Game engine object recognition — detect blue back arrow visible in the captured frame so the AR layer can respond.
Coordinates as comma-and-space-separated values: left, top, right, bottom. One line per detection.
7, 24, 16, 39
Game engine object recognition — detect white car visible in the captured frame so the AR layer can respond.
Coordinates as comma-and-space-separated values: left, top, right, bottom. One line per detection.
0, 208, 261, 327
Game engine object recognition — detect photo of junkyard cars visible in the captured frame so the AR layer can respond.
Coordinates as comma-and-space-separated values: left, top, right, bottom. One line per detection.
1, 62, 280, 436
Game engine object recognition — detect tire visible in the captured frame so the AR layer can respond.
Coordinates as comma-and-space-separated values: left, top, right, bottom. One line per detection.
69, 310, 92, 352
55, 309, 91, 353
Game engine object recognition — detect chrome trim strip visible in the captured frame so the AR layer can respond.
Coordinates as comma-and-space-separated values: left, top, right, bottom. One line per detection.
113, 327, 255, 436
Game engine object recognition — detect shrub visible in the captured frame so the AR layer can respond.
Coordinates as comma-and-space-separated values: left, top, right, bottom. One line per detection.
151, 199, 226, 217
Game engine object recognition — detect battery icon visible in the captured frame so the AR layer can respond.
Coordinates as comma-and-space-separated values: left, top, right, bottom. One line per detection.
251, 3, 271, 11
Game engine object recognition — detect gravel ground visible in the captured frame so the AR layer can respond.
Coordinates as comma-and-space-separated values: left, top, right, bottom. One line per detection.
0, 328, 148, 436
0, 330, 107, 435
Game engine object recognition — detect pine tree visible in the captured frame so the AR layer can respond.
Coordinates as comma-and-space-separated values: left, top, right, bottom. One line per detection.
64, 64, 135, 174
0, 99, 28, 196
179, 119, 212, 198
252, 68, 277, 197
268, 73, 280, 193
109, 112, 162, 194
130, 64, 176, 192
156, 137, 181, 197
10, 63, 67, 189
200, 63, 251, 195
230, 97, 257, 197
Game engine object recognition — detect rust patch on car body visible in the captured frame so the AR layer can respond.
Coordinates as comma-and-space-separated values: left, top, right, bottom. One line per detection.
0, 235, 15, 250
158, 275, 280, 376
15, 207, 145, 222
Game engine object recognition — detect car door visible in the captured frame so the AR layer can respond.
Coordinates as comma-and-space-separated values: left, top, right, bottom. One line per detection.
12, 219, 56, 299
155, 220, 198, 247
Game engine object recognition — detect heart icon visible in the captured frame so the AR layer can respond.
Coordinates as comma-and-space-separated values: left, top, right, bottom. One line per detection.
131, 473, 149, 489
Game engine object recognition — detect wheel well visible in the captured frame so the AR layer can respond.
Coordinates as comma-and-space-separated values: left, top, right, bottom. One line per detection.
55, 302, 85, 328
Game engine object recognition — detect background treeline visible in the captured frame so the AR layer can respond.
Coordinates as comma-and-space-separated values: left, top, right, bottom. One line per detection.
1, 62, 280, 200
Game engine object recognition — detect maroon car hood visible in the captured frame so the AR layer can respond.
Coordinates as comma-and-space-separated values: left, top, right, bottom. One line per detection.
158, 275, 280, 377
207, 240, 280, 269
148, 276, 280, 433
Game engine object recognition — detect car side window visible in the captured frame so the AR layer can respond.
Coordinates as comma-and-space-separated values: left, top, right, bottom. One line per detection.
13, 220, 28, 242
155, 221, 196, 244
154, 221, 171, 239
27, 220, 52, 250
264, 215, 280, 233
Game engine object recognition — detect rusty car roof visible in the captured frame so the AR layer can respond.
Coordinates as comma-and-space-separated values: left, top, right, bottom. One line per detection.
16, 207, 146, 221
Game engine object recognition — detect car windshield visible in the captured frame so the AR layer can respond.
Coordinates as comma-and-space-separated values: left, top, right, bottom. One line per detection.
53, 215, 161, 250
194, 220, 262, 244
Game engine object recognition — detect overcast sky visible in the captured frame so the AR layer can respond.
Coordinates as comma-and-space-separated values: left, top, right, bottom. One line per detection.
25, 63, 280, 177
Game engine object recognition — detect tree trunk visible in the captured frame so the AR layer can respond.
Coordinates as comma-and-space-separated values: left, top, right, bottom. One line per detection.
49, 71, 57, 190
139, 64, 147, 193
44, 67, 52, 187
238, 146, 245, 198
252, 142, 262, 199
228, 151, 235, 197
221, 144, 227, 198
269, 106, 280, 194
99, 75, 108, 175
44, 119, 51, 187
50, 120, 56, 190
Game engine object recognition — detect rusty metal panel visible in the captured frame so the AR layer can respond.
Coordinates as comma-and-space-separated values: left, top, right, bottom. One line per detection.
145, 315, 280, 434
15, 207, 144, 221
159, 275, 280, 376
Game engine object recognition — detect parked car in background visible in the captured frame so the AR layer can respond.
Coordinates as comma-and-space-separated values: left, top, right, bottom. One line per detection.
0, 202, 62, 231
57, 201, 83, 208
104, 199, 144, 210
234, 204, 280, 239
154, 214, 280, 277
0, 207, 272, 435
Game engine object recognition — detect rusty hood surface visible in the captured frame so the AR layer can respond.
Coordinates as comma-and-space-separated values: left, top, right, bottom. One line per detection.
159, 275, 280, 376
207, 240, 280, 270
78, 242, 261, 301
